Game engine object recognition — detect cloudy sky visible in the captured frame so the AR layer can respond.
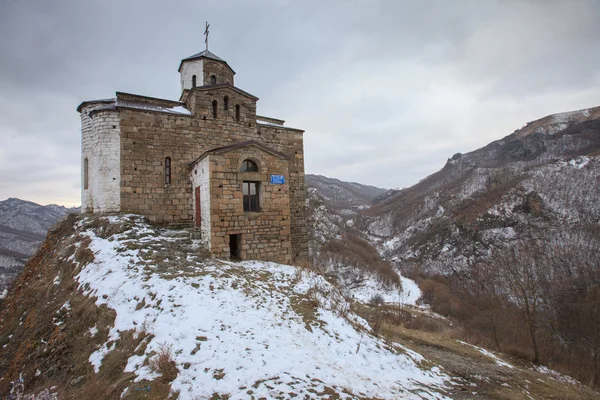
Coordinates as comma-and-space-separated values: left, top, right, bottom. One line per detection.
1, 0, 599, 206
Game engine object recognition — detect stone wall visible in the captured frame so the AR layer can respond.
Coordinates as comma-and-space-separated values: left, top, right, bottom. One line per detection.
202, 60, 234, 86
117, 85, 308, 262
256, 125, 309, 261
187, 86, 256, 123
203, 147, 291, 263
80, 105, 121, 213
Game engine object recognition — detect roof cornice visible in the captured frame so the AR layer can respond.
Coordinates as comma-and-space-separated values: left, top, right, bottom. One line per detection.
189, 83, 259, 101
190, 140, 289, 167
178, 50, 236, 74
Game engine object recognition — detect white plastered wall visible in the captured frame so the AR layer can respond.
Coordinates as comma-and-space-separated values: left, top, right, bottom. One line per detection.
191, 157, 211, 248
180, 60, 204, 92
81, 105, 121, 213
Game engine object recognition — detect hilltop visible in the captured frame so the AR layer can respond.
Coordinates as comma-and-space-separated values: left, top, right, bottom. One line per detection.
0, 214, 451, 399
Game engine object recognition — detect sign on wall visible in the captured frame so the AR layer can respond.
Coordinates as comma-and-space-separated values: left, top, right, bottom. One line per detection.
269, 174, 285, 184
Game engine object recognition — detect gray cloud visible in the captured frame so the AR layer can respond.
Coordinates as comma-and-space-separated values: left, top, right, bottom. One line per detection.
1, 0, 599, 205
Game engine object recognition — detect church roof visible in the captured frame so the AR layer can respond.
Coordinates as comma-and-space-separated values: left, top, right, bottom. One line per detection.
190, 140, 289, 166
182, 49, 225, 63
77, 93, 192, 116
178, 50, 235, 73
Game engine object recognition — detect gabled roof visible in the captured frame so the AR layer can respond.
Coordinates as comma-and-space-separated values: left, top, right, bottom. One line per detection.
178, 49, 236, 74
188, 83, 259, 101
182, 49, 225, 63
190, 140, 289, 166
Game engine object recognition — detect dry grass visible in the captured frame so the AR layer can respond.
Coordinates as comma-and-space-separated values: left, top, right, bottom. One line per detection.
74, 236, 95, 266
321, 235, 400, 287
0, 215, 181, 399
149, 343, 178, 383
353, 302, 600, 400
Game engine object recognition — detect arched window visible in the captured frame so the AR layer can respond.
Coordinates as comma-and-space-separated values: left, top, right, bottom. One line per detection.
210, 75, 216, 84
165, 157, 171, 184
192, 75, 196, 88
241, 159, 258, 172
243, 181, 260, 212
83, 158, 89, 190
223, 96, 229, 111
212, 100, 218, 119
235, 104, 241, 122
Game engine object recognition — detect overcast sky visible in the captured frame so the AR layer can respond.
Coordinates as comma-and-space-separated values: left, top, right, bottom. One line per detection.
1, 0, 599, 206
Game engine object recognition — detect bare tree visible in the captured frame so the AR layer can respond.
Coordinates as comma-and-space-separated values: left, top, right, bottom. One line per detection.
492, 241, 545, 364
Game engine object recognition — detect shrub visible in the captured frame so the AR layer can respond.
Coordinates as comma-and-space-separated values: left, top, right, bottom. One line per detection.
369, 294, 384, 307
150, 343, 178, 383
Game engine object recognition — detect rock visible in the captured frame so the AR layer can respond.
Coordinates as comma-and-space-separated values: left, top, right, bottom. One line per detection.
70, 375, 86, 386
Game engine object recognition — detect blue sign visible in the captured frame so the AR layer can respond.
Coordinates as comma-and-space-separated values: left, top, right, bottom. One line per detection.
270, 174, 285, 184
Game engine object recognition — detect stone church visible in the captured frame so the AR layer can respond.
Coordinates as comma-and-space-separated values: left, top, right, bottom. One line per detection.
77, 46, 308, 264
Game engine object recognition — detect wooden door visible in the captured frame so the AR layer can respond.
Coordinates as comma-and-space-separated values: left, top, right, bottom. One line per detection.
195, 186, 201, 227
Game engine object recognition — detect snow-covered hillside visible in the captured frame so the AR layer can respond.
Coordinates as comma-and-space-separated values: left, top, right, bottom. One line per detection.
306, 186, 423, 307
0, 214, 450, 399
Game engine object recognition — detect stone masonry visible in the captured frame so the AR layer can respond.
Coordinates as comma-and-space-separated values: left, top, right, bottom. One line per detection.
191, 143, 292, 264
78, 49, 308, 263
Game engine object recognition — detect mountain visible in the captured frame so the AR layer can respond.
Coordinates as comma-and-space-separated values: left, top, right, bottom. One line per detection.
360, 106, 600, 266
0, 198, 77, 296
305, 174, 388, 212
354, 106, 600, 387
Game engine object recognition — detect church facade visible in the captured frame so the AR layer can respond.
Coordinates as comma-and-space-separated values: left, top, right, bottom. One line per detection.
77, 49, 308, 264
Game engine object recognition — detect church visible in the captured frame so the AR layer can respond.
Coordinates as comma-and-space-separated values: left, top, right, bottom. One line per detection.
77, 35, 308, 264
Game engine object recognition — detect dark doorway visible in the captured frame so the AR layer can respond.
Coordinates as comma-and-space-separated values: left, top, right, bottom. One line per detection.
229, 234, 241, 260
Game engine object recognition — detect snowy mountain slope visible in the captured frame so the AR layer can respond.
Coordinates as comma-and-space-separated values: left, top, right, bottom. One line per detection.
0, 214, 451, 399
0, 198, 77, 294
306, 174, 387, 211
358, 106, 600, 275
306, 186, 421, 306
347, 106, 600, 389
0, 198, 75, 235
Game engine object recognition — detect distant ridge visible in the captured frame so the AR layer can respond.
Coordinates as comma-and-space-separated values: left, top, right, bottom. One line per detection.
0, 198, 78, 295
305, 174, 387, 210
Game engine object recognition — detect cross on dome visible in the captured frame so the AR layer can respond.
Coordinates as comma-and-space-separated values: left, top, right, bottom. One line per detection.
204, 21, 210, 50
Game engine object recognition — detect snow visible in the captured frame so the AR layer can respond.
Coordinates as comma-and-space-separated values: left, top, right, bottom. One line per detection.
347, 274, 422, 306
0, 289, 7, 300
60, 301, 71, 311
457, 341, 514, 369
399, 275, 422, 305
169, 106, 192, 115
533, 365, 579, 385
74, 216, 451, 399
480, 227, 517, 242
256, 120, 283, 127
567, 156, 590, 169
88, 325, 99, 337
